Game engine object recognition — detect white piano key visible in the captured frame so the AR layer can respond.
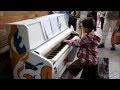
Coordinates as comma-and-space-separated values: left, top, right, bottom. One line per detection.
51, 36, 79, 63
52, 44, 69, 63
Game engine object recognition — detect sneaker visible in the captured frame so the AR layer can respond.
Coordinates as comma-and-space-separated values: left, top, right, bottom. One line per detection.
98, 43, 105, 48
110, 45, 116, 50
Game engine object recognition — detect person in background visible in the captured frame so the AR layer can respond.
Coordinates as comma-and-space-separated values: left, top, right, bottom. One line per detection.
63, 17, 100, 79
98, 11, 120, 50
76, 11, 89, 37
99, 11, 106, 30
52, 11, 79, 31
69, 11, 80, 31
52, 11, 70, 27
87, 11, 97, 31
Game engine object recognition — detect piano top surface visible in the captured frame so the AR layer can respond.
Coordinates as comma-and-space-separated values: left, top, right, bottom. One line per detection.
6, 14, 68, 51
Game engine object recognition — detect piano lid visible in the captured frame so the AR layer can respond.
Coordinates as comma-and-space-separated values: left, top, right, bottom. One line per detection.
35, 14, 68, 32
26, 21, 47, 50
6, 14, 69, 50
6, 18, 47, 50
30, 14, 68, 50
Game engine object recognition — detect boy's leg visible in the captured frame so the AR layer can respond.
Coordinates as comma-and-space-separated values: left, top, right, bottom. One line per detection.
66, 59, 85, 79
80, 65, 98, 79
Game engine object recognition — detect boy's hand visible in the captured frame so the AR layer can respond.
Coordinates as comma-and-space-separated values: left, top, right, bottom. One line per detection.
63, 39, 68, 43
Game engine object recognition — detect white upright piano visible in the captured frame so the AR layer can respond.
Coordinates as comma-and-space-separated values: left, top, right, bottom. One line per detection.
6, 14, 79, 79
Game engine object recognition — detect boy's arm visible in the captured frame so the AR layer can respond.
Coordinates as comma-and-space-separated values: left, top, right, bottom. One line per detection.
63, 37, 88, 47
63, 39, 81, 47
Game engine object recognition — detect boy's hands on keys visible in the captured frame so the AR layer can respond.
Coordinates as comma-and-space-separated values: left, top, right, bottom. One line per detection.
63, 39, 73, 45
63, 39, 69, 43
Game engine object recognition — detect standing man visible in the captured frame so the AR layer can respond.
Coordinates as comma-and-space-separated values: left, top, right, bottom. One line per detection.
100, 11, 106, 30
98, 11, 120, 50
58, 11, 70, 27
69, 11, 80, 31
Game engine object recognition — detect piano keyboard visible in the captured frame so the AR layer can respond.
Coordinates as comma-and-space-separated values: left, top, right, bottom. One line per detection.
47, 43, 67, 59
46, 34, 79, 64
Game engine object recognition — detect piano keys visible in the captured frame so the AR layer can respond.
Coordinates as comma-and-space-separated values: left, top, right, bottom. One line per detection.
45, 34, 78, 63
6, 14, 79, 79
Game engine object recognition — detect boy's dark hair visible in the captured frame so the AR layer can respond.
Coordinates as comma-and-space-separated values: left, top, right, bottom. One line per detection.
82, 17, 95, 32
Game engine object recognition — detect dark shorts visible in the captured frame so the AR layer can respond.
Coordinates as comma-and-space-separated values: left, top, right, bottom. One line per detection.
66, 59, 98, 78
67, 59, 85, 76
66, 57, 109, 79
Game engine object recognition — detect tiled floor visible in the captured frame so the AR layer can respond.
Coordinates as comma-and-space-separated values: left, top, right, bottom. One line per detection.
95, 27, 120, 79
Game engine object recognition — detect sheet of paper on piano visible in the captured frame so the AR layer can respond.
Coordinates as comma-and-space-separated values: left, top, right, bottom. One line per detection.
49, 15, 61, 35
40, 17, 53, 39
57, 15, 68, 31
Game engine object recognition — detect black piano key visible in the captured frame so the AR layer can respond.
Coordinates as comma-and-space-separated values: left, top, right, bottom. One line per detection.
48, 53, 57, 58
58, 44, 66, 49
68, 34, 75, 40
47, 56, 53, 59
52, 51, 58, 53
55, 43, 66, 51
47, 57, 52, 59
54, 49, 60, 52
47, 43, 67, 60
50, 53, 57, 56
55, 48, 61, 51
49, 55, 55, 57
51, 51, 58, 54
34, 51, 40, 54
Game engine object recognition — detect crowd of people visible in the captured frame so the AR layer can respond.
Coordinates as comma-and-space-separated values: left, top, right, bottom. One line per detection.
52, 11, 120, 50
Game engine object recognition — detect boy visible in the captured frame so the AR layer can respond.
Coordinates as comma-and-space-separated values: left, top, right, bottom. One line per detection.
63, 17, 100, 79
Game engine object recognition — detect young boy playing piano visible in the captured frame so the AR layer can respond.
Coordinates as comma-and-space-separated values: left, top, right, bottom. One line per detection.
63, 17, 100, 79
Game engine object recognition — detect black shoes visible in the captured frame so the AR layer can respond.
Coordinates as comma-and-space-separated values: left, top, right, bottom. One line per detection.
98, 43, 105, 48
110, 45, 116, 50
98, 43, 116, 50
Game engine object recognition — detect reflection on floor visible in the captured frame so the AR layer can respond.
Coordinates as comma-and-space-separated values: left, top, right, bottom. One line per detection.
95, 27, 120, 79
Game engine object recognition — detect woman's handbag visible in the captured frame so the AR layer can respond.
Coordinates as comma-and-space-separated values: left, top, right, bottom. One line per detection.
111, 27, 120, 45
